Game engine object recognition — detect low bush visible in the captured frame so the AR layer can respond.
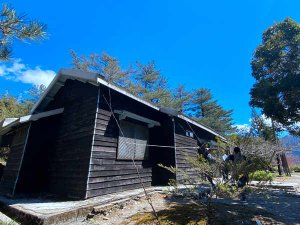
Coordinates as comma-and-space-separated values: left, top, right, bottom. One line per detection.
249, 170, 273, 182
290, 166, 300, 172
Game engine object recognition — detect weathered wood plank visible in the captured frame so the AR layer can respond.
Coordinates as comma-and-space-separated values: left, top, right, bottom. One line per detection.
97, 113, 111, 121
91, 151, 116, 159
94, 135, 117, 143
87, 177, 152, 190
88, 173, 151, 183
86, 182, 151, 198
92, 146, 116, 152
93, 141, 118, 147
89, 168, 152, 178
90, 164, 152, 171
91, 158, 149, 165
175, 134, 197, 142
96, 119, 109, 126
97, 109, 112, 117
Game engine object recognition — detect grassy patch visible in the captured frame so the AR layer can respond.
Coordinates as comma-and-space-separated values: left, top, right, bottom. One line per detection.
131, 203, 207, 225
131, 203, 284, 225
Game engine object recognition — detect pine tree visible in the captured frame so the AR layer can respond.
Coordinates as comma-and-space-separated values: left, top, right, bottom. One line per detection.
189, 88, 234, 134
71, 50, 132, 87
0, 4, 46, 60
70, 52, 234, 132
250, 109, 276, 141
28, 84, 46, 102
0, 85, 45, 120
134, 61, 172, 106
171, 84, 192, 113
0, 95, 30, 120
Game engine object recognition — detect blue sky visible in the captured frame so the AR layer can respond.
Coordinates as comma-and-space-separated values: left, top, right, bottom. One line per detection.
0, 0, 299, 126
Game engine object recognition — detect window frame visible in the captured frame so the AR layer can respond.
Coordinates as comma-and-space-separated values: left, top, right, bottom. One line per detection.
117, 120, 149, 161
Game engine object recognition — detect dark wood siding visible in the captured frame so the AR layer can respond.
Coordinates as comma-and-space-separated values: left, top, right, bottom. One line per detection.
86, 85, 172, 198
174, 133, 199, 182
150, 119, 176, 185
15, 115, 61, 194
45, 80, 98, 199
0, 124, 31, 196
173, 117, 218, 183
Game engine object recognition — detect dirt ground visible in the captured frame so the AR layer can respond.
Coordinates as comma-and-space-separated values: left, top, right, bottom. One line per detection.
81, 193, 169, 225
81, 174, 300, 225
275, 173, 300, 192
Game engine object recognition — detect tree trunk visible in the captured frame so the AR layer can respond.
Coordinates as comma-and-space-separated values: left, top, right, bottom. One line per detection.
281, 153, 291, 176
276, 154, 283, 176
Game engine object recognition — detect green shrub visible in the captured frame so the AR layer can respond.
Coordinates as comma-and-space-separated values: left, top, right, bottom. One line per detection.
249, 170, 273, 182
216, 184, 238, 198
290, 166, 300, 172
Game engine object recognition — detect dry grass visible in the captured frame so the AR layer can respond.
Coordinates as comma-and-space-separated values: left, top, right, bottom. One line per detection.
130, 202, 284, 225
131, 203, 207, 225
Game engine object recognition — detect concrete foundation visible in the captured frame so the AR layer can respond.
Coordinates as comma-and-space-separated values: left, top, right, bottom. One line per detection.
0, 187, 165, 225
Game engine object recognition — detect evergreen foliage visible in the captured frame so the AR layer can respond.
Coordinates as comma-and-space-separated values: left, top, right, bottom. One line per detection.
0, 85, 45, 120
171, 84, 192, 113
71, 50, 132, 87
0, 3, 46, 60
0, 95, 31, 120
250, 18, 300, 135
250, 109, 277, 141
189, 88, 234, 133
134, 61, 172, 106
71, 51, 234, 134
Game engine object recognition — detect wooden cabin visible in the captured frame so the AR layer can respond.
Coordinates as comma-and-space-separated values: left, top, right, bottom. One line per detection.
0, 69, 225, 199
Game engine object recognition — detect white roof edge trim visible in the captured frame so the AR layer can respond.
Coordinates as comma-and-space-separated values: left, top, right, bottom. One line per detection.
1, 118, 18, 128
30, 70, 61, 114
20, 108, 64, 123
0, 108, 64, 136
30, 69, 99, 114
178, 115, 226, 140
97, 77, 160, 111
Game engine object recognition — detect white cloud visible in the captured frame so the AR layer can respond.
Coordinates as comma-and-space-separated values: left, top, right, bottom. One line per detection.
6, 59, 26, 73
234, 124, 251, 134
0, 65, 6, 76
260, 114, 272, 127
0, 59, 55, 86
17, 67, 55, 86
234, 114, 300, 136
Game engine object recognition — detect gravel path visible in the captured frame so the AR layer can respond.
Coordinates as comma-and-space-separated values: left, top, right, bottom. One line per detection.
215, 174, 300, 225
275, 173, 300, 192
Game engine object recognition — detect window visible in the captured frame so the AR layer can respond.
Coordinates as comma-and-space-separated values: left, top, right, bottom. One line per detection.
117, 120, 149, 160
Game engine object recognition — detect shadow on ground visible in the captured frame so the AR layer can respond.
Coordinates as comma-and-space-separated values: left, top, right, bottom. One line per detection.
131, 188, 300, 225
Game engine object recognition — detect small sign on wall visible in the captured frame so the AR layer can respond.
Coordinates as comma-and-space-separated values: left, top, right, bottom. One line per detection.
185, 130, 194, 138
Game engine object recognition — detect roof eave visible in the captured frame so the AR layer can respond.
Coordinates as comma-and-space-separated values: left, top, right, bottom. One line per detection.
30, 69, 99, 114
29, 68, 226, 141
